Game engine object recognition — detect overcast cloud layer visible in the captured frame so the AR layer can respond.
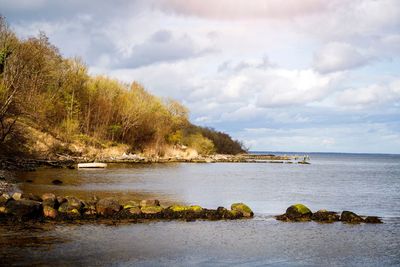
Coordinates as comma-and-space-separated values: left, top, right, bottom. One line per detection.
2, 0, 399, 153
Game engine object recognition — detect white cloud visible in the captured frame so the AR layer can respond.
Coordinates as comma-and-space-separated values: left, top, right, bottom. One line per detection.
313, 42, 373, 73
336, 80, 400, 109
3, 0, 400, 153
158, 0, 326, 19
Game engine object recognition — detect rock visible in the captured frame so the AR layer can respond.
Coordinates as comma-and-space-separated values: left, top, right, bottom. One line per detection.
141, 205, 163, 215
364, 216, 383, 224
231, 203, 254, 217
340, 211, 364, 224
57, 196, 67, 205
52, 179, 63, 185
58, 196, 83, 216
66, 196, 83, 210
5, 199, 42, 218
26, 179, 34, 183
1, 193, 11, 201
140, 199, 160, 207
123, 200, 140, 209
42, 193, 57, 208
12, 192, 22, 201
87, 195, 99, 206
311, 210, 340, 223
42, 193, 56, 202
22, 193, 42, 202
0, 193, 10, 206
285, 204, 312, 221
189, 205, 203, 213
43, 206, 58, 219
96, 198, 121, 216
128, 207, 142, 215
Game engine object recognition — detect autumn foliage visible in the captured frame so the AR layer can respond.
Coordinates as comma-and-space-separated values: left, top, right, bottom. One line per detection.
0, 16, 245, 156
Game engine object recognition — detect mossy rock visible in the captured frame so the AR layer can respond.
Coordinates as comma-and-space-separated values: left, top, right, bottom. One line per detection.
278, 204, 313, 222
311, 210, 339, 223
43, 206, 58, 219
141, 205, 163, 214
140, 199, 160, 207
128, 207, 142, 215
190, 205, 203, 213
340, 211, 364, 224
169, 205, 190, 212
169, 205, 203, 213
287, 204, 312, 215
364, 216, 382, 224
123, 201, 140, 209
231, 203, 254, 217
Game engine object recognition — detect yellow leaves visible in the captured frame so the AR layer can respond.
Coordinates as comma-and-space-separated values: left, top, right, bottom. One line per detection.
184, 133, 216, 155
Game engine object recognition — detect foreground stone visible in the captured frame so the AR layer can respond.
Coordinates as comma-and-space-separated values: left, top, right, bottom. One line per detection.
231, 203, 254, 217
276, 204, 382, 224
364, 216, 383, 224
311, 210, 340, 223
96, 198, 121, 216
340, 211, 364, 224
5, 199, 42, 219
276, 204, 312, 222
0, 193, 253, 224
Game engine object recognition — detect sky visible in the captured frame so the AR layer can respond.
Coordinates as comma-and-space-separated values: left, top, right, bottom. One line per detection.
1, 0, 400, 153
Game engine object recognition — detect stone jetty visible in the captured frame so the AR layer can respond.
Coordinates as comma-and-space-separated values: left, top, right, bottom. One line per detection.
276, 203, 383, 224
0, 192, 254, 223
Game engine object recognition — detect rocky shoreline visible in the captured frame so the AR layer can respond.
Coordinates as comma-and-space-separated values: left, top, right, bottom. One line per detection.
0, 192, 254, 224
0, 153, 307, 172
276, 203, 383, 224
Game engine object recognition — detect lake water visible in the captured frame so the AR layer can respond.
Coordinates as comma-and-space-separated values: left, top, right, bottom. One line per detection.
1, 153, 400, 266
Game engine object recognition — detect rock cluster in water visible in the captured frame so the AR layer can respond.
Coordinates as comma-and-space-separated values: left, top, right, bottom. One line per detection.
0, 192, 253, 223
276, 204, 382, 224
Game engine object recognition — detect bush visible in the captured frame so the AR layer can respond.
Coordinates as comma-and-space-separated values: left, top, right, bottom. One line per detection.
184, 133, 215, 155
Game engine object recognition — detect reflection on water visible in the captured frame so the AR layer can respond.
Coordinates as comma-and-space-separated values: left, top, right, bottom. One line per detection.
2, 153, 400, 266
1, 218, 400, 266
15, 154, 400, 217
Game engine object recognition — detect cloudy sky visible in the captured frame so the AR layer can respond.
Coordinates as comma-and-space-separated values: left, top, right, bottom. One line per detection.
2, 0, 400, 153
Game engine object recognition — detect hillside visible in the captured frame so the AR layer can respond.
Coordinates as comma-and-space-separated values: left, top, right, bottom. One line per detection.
0, 16, 245, 159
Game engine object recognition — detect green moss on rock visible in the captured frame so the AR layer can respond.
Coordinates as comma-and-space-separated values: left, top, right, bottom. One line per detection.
170, 205, 190, 212
141, 205, 163, 214
290, 204, 312, 215
190, 205, 203, 212
231, 203, 254, 217
123, 201, 140, 209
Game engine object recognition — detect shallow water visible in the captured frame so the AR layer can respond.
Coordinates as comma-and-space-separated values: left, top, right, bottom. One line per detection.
2, 153, 400, 266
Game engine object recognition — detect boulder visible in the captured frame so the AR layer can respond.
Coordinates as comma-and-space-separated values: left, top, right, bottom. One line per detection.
340, 211, 364, 223
42, 193, 57, 208
22, 193, 42, 202
128, 207, 142, 215
123, 200, 140, 209
311, 210, 340, 223
141, 205, 163, 215
5, 199, 42, 218
140, 199, 160, 207
96, 198, 121, 216
169, 205, 203, 213
57, 196, 67, 205
231, 203, 254, 217
58, 196, 83, 216
43, 205, 58, 219
12, 192, 22, 201
276, 204, 313, 222
0, 193, 10, 206
1, 193, 11, 201
87, 195, 99, 206
364, 216, 382, 224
